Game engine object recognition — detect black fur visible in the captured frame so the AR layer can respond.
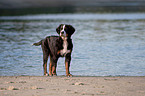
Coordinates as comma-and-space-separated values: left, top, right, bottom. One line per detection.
56, 24, 75, 37
33, 24, 75, 77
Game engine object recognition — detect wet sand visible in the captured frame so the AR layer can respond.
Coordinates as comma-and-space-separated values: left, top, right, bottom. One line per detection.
0, 76, 145, 96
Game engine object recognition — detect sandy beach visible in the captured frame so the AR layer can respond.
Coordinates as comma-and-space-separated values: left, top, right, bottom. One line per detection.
0, 76, 145, 96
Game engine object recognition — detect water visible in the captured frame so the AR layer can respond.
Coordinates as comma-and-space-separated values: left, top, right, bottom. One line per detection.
0, 13, 145, 76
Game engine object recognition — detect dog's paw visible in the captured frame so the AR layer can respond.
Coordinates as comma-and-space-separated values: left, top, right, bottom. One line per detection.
66, 74, 72, 77
48, 73, 53, 77
44, 73, 48, 76
52, 74, 57, 77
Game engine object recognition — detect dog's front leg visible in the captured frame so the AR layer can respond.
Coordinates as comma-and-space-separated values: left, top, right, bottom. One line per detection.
65, 55, 72, 77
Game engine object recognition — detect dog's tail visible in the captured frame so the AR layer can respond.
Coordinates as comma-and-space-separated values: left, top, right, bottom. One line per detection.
32, 40, 42, 46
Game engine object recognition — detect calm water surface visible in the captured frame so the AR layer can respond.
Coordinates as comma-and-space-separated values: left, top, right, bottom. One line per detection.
0, 13, 145, 76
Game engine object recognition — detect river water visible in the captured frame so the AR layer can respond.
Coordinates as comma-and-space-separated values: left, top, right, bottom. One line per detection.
0, 13, 145, 76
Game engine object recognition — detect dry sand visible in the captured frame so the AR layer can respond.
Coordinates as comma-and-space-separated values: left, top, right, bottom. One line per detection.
0, 76, 145, 96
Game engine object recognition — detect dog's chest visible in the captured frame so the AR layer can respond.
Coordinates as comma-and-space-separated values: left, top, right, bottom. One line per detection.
60, 40, 71, 56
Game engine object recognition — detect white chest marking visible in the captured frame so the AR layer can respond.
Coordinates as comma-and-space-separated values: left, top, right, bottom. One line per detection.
60, 39, 71, 56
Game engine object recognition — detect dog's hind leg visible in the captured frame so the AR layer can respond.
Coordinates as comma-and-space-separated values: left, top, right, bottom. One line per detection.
49, 56, 53, 76
41, 42, 49, 76
49, 56, 58, 76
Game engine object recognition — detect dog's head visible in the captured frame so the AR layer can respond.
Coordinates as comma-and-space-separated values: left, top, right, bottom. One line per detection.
56, 24, 75, 39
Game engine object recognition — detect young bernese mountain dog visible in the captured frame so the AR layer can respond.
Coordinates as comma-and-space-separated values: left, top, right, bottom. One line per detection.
33, 24, 75, 77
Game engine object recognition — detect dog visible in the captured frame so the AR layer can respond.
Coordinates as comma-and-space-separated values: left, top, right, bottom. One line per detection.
33, 24, 75, 77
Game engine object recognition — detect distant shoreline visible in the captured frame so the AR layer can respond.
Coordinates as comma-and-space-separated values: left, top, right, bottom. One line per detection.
0, 0, 145, 9
0, 0, 145, 15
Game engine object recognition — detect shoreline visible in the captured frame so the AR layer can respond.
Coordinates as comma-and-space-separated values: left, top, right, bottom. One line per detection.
0, 76, 145, 96
0, 0, 145, 15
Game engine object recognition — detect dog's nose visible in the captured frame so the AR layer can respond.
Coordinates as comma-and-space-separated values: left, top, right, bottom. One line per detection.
61, 31, 64, 34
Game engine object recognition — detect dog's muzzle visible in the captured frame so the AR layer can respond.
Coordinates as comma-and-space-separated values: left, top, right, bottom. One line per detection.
60, 25, 66, 37
60, 31, 66, 37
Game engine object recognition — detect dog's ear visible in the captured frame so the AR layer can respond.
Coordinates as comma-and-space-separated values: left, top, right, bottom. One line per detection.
68, 25, 75, 36
56, 24, 63, 34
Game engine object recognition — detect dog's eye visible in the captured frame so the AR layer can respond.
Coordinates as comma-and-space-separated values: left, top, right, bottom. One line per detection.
61, 27, 64, 30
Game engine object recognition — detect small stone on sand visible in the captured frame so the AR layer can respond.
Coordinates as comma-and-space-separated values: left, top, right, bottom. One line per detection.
7, 86, 19, 90
72, 82, 85, 85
